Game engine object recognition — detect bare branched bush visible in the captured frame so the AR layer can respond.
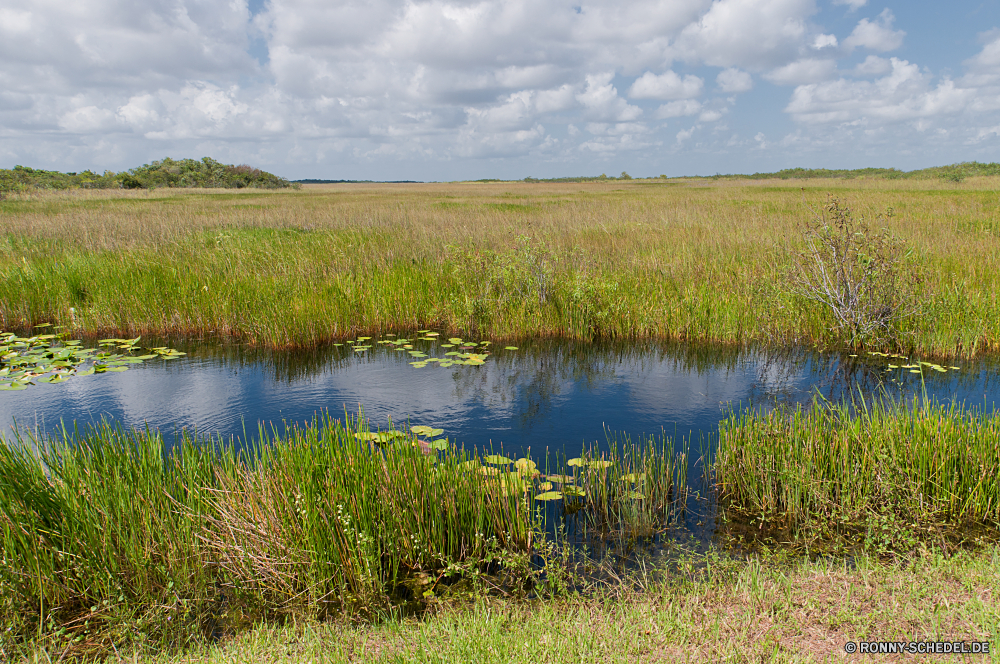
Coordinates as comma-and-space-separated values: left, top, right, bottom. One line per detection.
788, 197, 922, 347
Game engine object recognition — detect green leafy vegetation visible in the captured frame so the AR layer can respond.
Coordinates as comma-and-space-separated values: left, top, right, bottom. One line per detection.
1, 178, 997, 354
0, 157, 292, 196
0, 413, 687, 658
0, 324, 183, 390
715, 395, 1000, 555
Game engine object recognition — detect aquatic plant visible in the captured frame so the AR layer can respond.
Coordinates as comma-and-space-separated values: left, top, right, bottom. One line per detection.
0, 324, 183, 391
0, 411, 690, 654
714, 396, 1000, 551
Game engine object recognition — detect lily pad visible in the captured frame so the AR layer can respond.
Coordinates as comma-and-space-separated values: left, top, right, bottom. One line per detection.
504, 346, 519, 350
483, 454, 512, 465
567, 458, 585, 467
563, 486, 586, 498
546, 474, 575, 484
534, 491, 563, 501
621, 473, 646, 483
538, 482, 553, 491
514, 458, 538, 475
625, 491, 645, 500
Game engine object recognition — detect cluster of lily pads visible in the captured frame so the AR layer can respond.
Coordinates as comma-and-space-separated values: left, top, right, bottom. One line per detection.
853, 351, 960, 375
351, 420, 642, 505
354, 424, 451, 451
334, 331, 518, 369
0, 324, 184, 391
460, 454, 645, 503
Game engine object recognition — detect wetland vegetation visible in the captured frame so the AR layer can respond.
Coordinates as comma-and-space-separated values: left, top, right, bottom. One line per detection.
3, 174, 1000, 660
1, 175, 999, 354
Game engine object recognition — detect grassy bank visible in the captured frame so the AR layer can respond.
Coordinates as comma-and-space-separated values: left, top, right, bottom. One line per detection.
3, 399, 1000, 658
0, 414, 685, 658
14, 547, 1000, 662
715, 396, 1000, 555
1, 178, 999, 355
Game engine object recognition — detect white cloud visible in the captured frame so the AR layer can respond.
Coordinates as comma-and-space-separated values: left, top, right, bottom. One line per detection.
576, 72, 643, 121
765, 58, 838, 85
853, 55, 892, 76
0, 0, 997, 178
785, 58, 976, 125
655, 99, 703, 119
832, 0, 867, 9
964, 31, 1000, 74
813, 34, 838, 49
844, 9, 905, 52
628, 71, 704, 100
673, 0, 816, 70
716, 68, 753, 93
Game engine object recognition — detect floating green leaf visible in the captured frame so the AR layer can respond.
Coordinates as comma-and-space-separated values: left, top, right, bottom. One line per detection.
563, 486, 586, 498
484, 455, 512, 465
534, 491, 563, 501
504, 346, 518, 350
546, 474, 575, 484
514, 458, 538, 475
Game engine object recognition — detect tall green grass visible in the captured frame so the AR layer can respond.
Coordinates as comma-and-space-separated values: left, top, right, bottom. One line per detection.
714, 397, 1000, 549
0, 414, 686, 654
1, 179, 999, 354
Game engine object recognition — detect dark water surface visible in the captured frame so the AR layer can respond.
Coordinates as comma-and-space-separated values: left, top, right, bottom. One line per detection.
3, 336, 999, 555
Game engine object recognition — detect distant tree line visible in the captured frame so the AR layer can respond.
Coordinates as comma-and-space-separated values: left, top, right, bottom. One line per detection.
711, 162, 1000, 183
0, 157, 293, 195
513, 163, 1000, 183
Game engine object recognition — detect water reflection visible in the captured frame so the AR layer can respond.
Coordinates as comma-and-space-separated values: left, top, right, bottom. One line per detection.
3, 336, 998, 557
3, 338, 998, 453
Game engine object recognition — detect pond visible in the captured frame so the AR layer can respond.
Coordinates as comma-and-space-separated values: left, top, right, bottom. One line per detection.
3, 335, 999, 555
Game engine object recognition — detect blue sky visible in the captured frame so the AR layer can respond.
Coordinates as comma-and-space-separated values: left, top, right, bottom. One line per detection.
1, 0, 998, 181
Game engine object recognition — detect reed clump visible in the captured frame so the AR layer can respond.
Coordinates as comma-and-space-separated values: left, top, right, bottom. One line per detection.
1, 178, 999, 355
0, 414, 686, 656
714, 397, 1000, 553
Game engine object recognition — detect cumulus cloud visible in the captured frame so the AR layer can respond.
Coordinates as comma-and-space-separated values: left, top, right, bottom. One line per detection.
853, 55, 892, 76
716, 68, 753, 93
673, 0, 815, 70
576, 72, 643, 121
0, 0, 997, 177
628, 71, 704, 99
765, 58, 839, 85
655, 99, 703, 119
844, 9, 905, 52
785, 58, 974, 125
964, 31, 1000, 74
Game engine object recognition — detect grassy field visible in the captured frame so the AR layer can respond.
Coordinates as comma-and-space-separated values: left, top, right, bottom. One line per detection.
2, 177, 999, 355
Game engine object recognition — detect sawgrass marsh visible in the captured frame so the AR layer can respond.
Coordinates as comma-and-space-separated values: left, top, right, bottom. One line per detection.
2, 176, 999, 355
